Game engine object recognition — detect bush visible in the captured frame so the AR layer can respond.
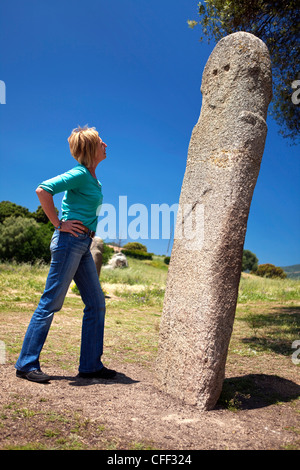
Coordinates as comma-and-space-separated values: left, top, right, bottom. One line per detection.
0, 216, 53, 263
253, 263, 287, 279
121, 249, 152, 260
102, 243, 114, 265
242, 250, 258, 272
0, 200, 31, 223
164, 256, 170, 265
122, 242, 148, 252
0, 200, 59, 225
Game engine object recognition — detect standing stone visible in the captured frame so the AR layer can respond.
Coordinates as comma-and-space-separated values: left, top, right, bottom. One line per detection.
90, 236, 104, 276
156, 32, 272, 410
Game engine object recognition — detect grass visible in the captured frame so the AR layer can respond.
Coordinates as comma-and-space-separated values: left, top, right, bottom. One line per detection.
238, 274, 300, 303
101, 255, 168, 287
0, 257, 299, 449
0, 258, 299, 368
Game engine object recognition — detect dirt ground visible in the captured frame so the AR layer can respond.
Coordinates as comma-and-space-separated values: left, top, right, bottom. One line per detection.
1, 358, 299, 451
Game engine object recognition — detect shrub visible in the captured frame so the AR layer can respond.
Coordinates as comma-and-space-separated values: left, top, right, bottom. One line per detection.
121, 249, 152, 260
164, 256, 170, 265
0, 200, 59, 225
0, 200, 31, 223
253, 263, 287, 279
102, 243, 114, 265
242, 249, 258, 272
0, 216, 53, 263
122, 242, 148, 252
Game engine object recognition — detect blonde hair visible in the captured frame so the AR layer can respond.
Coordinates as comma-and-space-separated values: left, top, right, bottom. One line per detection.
68, 125, 100, 168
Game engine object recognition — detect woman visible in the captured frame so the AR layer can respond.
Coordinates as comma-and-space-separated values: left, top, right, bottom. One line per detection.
15, 126, 116, 383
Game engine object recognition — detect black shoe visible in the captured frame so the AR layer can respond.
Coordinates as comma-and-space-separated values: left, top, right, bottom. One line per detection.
78, 366, 117, 379
16, 369, 51, 383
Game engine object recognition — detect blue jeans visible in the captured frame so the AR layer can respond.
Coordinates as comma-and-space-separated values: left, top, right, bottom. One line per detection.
15, 230, 105, 373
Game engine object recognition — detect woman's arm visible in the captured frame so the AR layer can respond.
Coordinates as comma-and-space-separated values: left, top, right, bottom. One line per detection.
36, 187, 60, 227
36, 187, 85, 236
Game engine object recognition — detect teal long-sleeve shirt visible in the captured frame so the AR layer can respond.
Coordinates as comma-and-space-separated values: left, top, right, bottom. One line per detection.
38, 164, 103, 231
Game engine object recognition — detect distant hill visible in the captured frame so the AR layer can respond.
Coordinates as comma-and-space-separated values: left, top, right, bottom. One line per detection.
281, 264, 300, 279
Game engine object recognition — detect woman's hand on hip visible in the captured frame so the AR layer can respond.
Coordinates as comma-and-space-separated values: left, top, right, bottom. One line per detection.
60, 220, 85, 236
35, 189, 85, 237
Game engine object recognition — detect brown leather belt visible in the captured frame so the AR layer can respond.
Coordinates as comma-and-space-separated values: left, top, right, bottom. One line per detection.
82, 225, 96, 239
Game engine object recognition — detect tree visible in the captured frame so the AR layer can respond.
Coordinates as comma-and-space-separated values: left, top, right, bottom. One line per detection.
0, 201, 30, 223
122, 242, 148, 252
0, 200, 59, 225
242, 249, 258, 272
188, 0, 300, 143
102, 243, 114, 266
254, 263, 287, 279
31, 205, 58, 225
0, 216, 53, 263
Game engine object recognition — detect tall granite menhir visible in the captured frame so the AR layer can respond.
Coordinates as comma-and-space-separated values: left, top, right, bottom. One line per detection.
156, 32, 272, 410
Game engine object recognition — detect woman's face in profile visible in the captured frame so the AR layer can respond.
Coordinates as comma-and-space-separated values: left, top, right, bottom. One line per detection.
95, 137, 107, 164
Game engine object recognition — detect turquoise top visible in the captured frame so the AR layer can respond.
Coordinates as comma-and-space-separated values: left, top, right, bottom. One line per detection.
38, 164, 103, 231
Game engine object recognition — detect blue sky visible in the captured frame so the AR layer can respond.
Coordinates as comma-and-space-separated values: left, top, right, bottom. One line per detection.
0, 0, 299, 266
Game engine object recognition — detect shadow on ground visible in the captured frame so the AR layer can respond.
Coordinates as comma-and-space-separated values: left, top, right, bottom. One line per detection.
49, 371, 139, 387
240, 305, 300, 356
217, 373, 300, 410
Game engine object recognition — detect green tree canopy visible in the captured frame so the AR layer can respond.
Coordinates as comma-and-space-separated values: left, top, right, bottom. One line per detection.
242, 250, 258, 272
0, 201, 31, 223
31, 205, 58, 225
0, 216, 53, 263
188, 0, 299, 143
122, 242, 148, 252
0, 200, 58, 226
254, 263, 287, 279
